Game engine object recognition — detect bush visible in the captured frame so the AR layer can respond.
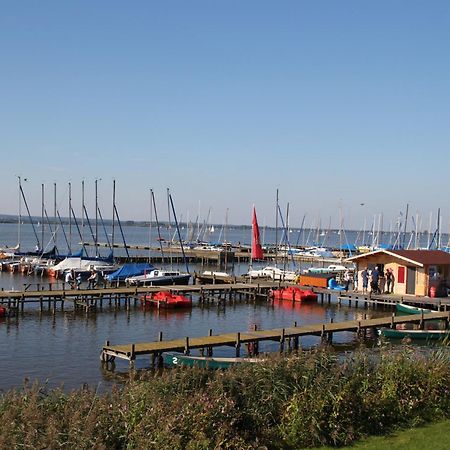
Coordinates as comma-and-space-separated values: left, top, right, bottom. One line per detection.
1, 346, 449, 449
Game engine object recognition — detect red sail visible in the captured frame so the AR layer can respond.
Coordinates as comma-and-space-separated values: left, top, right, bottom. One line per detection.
252, 206, 264, 260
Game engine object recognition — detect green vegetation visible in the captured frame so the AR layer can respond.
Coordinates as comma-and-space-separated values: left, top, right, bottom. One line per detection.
1, 346, 449, 449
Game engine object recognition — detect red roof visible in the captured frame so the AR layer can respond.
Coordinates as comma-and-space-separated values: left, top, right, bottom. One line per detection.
387, 250, 450, 266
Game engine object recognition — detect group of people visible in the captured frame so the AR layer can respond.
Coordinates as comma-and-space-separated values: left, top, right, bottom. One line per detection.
360, 266, 395, 294
64, 268, 100, 289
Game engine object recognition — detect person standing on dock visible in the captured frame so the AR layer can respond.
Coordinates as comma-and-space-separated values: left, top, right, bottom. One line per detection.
361, 268, 369, 294
344, 270, 351, 291
87, 269, 98, 289
65, 269, 75, 289
370, 266, 380, 294
76, 273, 82, 289
385, 268, 394, 293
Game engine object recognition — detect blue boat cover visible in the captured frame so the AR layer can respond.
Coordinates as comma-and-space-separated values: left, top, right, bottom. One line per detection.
105, 262, 154, 282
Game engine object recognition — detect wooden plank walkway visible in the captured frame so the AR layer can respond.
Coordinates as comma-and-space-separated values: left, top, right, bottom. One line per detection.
101, 311, 450, 365
0, 281, 287, 315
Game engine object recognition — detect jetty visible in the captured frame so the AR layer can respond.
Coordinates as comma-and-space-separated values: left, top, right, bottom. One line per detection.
1, 277, 449, 316
0, 280, 284, 315
101, 311, 450, 365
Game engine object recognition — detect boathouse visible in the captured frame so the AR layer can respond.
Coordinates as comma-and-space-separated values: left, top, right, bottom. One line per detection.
346, 249, 450, 297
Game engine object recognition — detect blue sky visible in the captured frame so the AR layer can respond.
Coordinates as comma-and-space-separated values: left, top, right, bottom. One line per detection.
0, 1, 449, 231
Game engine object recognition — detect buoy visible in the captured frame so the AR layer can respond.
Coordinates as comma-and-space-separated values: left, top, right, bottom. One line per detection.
429, 286, 437, 298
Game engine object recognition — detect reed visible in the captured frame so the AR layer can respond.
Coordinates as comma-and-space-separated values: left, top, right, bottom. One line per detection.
0, 346, 449, 449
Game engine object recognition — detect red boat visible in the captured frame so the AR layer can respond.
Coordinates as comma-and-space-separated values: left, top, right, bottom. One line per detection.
140, 291, 192, 308
0, 306, 7, 317
270, 286, 318, 302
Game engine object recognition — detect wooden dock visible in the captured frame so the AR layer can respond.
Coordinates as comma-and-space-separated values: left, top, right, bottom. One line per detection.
0, 281, 285, 315
1, 277, 449, 316
101, 311, 450, 365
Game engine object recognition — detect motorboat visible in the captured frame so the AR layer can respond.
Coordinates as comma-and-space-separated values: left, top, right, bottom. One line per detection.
303, 264, 348, 274
246, 266, 297, 282
126, 269, 191, 286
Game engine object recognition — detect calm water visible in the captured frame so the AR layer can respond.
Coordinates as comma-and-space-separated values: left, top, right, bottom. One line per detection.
0, 222, 426, 391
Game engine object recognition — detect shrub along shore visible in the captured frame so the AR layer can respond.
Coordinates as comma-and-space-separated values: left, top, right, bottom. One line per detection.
1, 346, 449, 449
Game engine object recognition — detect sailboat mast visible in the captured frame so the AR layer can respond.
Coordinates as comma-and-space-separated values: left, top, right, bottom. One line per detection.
17, 176, 21, 249
402, 203, 409, 249
112, 179, 116, 251
81, 180, 85, 254
151, 189, 165, 265
169, 193, 189, 274
275, 188, 279, 266
68, 182, 72, 253
148, 188, 153, 263
95, 179, 99, 257
41, 183, 45, 250
54, 182, 57, 248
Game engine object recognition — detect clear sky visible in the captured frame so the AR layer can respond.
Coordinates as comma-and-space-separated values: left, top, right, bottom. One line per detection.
0, 1, 449, 231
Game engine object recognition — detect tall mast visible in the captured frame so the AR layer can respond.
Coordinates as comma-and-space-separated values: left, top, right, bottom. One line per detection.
54, 182, 57, 248
95, 179, 99, 257
112, 179, 116, 251
41, 183, 45, 250
402, 203, 409, 249
275, 188, 279, 266
68, 182, 72, 253
17, 176, 21, 249
81, 180, 85, 254
148, 188, 153, 263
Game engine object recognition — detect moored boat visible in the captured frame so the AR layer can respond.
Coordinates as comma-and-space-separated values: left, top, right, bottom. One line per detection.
270, 286, 318, 302
126, 269, 191, 286
378, 328, 450, 340
163, 352, 262, 369
140, 291, 192, 308
396, 303, 433, 315
246, 266, 297, 281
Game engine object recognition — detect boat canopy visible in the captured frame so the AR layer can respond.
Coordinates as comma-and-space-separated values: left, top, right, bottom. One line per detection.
105, 262, 155, 282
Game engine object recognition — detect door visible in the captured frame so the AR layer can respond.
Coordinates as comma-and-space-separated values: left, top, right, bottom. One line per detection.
406, 267, 416, 294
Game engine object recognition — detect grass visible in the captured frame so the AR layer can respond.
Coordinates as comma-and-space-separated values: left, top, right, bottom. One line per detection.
318, 420, 450, 449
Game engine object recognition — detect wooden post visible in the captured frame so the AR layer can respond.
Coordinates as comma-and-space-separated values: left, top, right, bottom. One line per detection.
207, 328, 213, 356
184, 337, 190, 355
158, 331, 163, 342
391, 312, 395, 329
279, 328, 285, 353
235, 332, 241, 357
419, 310, 424, 330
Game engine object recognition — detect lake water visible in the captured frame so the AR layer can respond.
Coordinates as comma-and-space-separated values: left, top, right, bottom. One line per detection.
0, 222, 434, 391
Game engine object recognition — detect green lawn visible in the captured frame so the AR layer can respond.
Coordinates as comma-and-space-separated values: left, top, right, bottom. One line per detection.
318, 420, 450, 449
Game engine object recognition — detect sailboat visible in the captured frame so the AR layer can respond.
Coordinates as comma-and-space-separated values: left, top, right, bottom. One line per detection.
246, 205, 297, 282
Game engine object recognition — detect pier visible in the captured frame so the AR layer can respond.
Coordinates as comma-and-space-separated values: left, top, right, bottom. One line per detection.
0, 280, 285, 315
1, 278, 449, 316
101, 311, 450, 365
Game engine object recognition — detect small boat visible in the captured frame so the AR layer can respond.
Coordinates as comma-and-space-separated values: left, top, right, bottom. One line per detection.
163, 352, 262, 369
140, 291, 192, 308
0, 305, 7, 317
378, 328, 450, 340
126, 269, 191, 286
303, 264, 348, 274
270, 286, 318, 302
246, 266, 297, 281
396, 303, 433, 315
